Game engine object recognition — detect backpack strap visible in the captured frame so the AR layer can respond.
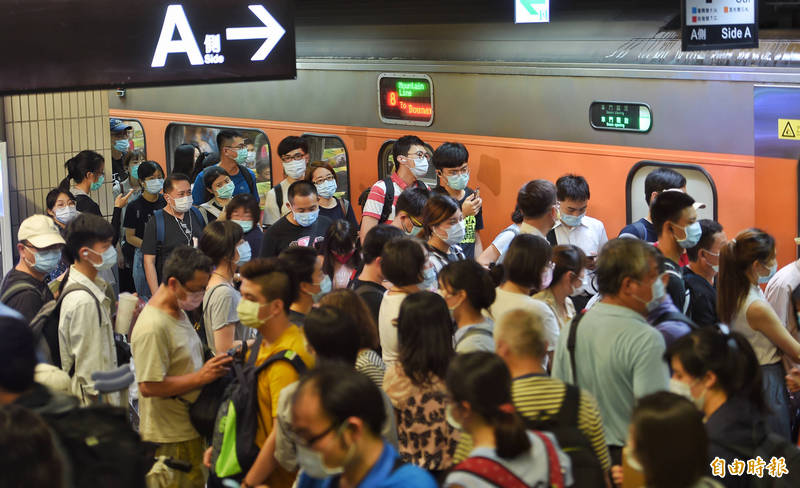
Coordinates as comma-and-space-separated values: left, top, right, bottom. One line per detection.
378, 177, 394, 224
199, 283, 231, 352
455, 327, 493, 348
556, 383, 581, 428
253, 349, 308, 376
531, 431, 565, 488
337, 197, 350, 219
452, 456, 529, 488
0, 281, 42, 305
652, 310, 699, 330
190, 206, 207, 229
237, 164, 257, 194
567, 310, 586, 385
60, 284, 103, 327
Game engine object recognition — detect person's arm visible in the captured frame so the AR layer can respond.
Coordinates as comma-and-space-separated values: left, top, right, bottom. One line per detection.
138, 354, 232, 398
213, 325, 237, 355
125, 228, 142, 248
577, 390, 612, 473
141, 219, 160, 294
242, 419, 279, 486
144, 254, 159, 295
765, 279, 794, 330
476, 243, 500, 268
474, 233, 484, 258
748, 300, 800, 363
359, 215, 378, 243
359, 182, 386, 243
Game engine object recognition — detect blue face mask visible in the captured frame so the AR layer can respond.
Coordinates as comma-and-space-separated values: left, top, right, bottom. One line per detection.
217, 181, 235, 200
315, 180, 337, 199
88, 246, 117, 271
758, 262, 778, 284
675, 221, 702, 249
446, 173, 469, 191
234, 219, 254, 233
90, 174, 105, 191
561, 212, 585, 228
235, 148, 248, 165
311, 275, 332, 303
293, 209, 319, 228
144, 178, 164, 194
130, 163, 141, 180
236, 241, 252, 266
27, 248, 62, 274
114, 139, 129, 153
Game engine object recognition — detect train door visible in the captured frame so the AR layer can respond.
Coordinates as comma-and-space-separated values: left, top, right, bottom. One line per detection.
301, 134, 351, 202
0, 142, 12, 275
626, 161, 718, 226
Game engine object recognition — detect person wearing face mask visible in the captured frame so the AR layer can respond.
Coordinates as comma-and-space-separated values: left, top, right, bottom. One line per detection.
438, 260, 496, 354
278, 246, 330, 327
263, 136, 311, 227
110, 118, 132, 178
57, 214, 123, 405
390, 186, 431, 237
44, 188, 78, 282
444, 352, 574, 488
115, 149, 144, 202
290, 365, 436, 488
191, 130, 259, 207
533, 245, 586, 334
423, 194, 467, 276
199, 221, 253, 356
432, 142, 484, 260
305, 161, 358, 230
0, 216, 64, 322
719, 229, 800, 441
142, 174, 207, 296
320, 220, 360, 289
225, 194, 265, 267
123, 161, 167, 300
685, 220, 726, 328
652, 190, 706, 314
349, 225, 404, 325
360, 135, 431, 242
260, 181, 332, 258
131, 246, 233, 488
199, 166, 234, 222
665, 329, 785, 488
551, 238, 669, 470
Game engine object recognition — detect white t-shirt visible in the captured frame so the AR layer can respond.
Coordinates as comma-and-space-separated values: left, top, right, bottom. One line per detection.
488, 287, 560, 352
378, 291, 406, 366
490, 224, 520, 256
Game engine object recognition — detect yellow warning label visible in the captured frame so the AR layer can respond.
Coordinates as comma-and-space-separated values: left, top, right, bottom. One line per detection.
779, 119, 800, 140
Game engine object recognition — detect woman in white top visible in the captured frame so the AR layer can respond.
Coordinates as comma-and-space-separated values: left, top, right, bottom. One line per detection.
477, 206, 523, 267
488, 234, 559, 367
718, 228, 800, 440
438, 260, 496, 354
444, 352, 573, 488
423, 194, 466, 277
534, 244, 586, 332
197, 220, 252, 355
199, 166, 233, 222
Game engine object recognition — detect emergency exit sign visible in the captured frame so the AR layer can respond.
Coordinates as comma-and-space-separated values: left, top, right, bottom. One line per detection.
515, 0, 550, 23
682, 0, 758, 51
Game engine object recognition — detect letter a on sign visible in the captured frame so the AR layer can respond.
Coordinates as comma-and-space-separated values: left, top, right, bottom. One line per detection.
151, 5, 204, 68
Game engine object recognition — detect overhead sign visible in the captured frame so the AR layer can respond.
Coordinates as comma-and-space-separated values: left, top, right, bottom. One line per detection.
515, 0, 550, 24
778, 119, 800, 141
378, 74, 434, 127
589, 102, 652, 133
682, 0, 758, 51
0, 1, 295, 95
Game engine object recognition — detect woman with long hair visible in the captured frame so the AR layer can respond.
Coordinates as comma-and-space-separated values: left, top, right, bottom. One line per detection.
717, 228, 800, 440
534, 244, 586, 332
320, 219, 361, 289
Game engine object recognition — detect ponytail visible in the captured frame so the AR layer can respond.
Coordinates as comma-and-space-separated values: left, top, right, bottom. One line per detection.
717, 229, 775, 324
62, 150, 104, 189
493, 407, 532, 459
489, 262, 506, 287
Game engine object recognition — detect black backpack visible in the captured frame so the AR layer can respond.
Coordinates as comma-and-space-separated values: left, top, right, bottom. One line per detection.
651, 309, 698, 330
522, 384, 606, 487
711, 424, 800, 487
43, 405, 147, 488
358, 177, 395, 224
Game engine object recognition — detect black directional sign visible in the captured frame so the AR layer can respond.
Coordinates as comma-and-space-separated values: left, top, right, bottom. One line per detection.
0, 1, 295, 95
682, 0, 758, 51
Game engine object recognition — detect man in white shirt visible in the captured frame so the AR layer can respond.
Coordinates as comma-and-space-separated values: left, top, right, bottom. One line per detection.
765, 248, 800, 375
551, 175, 609, 311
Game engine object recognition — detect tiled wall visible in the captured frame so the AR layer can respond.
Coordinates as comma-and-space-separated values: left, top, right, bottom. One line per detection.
2, 91, 113, 245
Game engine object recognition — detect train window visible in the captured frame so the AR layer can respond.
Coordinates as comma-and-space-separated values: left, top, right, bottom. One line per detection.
626, 161, 718, 225
301, 134, 350, 202
378, 73, 434, 127
378, 140, 437, 188
117, 119, 146, 154
164, 124, 270, 191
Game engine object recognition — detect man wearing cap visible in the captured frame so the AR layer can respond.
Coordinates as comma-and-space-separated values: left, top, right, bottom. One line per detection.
0, 215, 64, 322
110, 118, 132, 179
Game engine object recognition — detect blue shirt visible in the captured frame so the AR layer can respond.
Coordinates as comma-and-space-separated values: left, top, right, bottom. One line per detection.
191, 165, 259, 205
296, 442, 437, 488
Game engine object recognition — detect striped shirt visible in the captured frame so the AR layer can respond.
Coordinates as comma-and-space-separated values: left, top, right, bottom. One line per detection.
356, 349, 386, 388
362, 173, 409, 224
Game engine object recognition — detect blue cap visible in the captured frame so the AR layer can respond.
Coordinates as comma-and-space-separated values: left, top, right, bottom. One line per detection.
110, 118, 132, 133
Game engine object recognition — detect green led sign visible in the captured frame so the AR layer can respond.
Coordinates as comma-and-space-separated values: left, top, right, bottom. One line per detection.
589, 102, 652, 133
378, 73, 434, 126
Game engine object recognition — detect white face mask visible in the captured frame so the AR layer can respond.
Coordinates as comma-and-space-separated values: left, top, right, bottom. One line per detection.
296, 444, 344, 479
669, 378, 706, 410
171, 195, 193, 213
409, 156, 429, 177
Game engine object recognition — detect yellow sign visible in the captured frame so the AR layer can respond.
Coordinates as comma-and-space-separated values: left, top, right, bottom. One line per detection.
778, 119, 800, 140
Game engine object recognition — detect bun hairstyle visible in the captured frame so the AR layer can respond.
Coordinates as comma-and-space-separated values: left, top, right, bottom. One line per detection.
717, 228, 775, 325
446, 352, 531, 459
59, 150, 104, 190
549, 245, 586, 290
438, 260, 496, 312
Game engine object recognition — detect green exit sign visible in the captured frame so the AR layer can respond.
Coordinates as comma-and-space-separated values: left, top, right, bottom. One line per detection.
589, 101, 652, 133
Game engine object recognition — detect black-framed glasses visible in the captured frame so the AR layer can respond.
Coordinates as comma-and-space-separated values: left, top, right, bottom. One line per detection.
281, 152, 307, 162
287, 423, 336, 448
405, 151, 428, 159
312, 175, 336, 185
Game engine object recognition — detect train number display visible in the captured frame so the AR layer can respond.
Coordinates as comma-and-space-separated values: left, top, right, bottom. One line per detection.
378, 74, 434, 126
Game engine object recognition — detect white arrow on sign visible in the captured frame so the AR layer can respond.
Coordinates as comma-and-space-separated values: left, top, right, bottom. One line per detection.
225, 5, 286, 61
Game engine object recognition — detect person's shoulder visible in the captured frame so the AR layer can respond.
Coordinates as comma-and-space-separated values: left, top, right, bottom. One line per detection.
383, 463, 438, 487
582, 214, 606, 229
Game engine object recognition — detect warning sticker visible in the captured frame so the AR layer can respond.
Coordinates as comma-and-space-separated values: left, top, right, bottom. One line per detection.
779, 119, 800, 140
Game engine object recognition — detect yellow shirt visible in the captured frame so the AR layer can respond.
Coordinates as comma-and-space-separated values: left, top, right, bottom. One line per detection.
249, 325, 314, 488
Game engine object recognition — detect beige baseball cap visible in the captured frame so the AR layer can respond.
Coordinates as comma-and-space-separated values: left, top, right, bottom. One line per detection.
662, 188, 706, 210
18, 215, 65, 248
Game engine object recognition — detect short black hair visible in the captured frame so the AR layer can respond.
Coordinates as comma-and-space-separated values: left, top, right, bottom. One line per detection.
295, 364, 386, 436
650, 190, 695, 238
644, 168, 686, 205
136, 161, 162, 181
63, 213, 114, 264
199, 220, 244, 265
225, 193, 261, 225
392, 135, 426, 171
163, 246, 213, 284
240, 258, 297, 312
687, 219, 724, 262
279, 246, 318, 285
517, 180, 556, 219
438, 260, 496, 312
277, 136, 308, 158
304, 306, 360, 364
164, 173, 191, 194
362, 225, 404, 264
287, 180, 317, 203
395, 186, 431, 219
0, 317, 36, 393
203, 165, 229, 191
216, 129, 243, 152
380, 237, 426, 287
432, 142, 468, 170
46, 188, 75, 211
556, 174, 590, 202
495, 234, 552, 290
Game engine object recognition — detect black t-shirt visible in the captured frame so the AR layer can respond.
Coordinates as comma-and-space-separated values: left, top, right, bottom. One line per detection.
112, 156, 125, 179
664, 257, 688, 313
259, 214, 332, 258
141, 209, 205, 280
350, 279, 386, 326
75, 194, 101, 216
318, 199, 359, 231
684, 266, 718, 328
123, 195, 166, 240
434, 187, 484, 259
0, 269, 54, 323
618, 218, 657, 242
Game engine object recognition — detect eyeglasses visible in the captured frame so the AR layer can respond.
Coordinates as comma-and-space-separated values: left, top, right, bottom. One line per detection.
313, 175, 335, 185
287, 423, 337, 448
281, 152, 307, 162
405, 151, 428, 159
